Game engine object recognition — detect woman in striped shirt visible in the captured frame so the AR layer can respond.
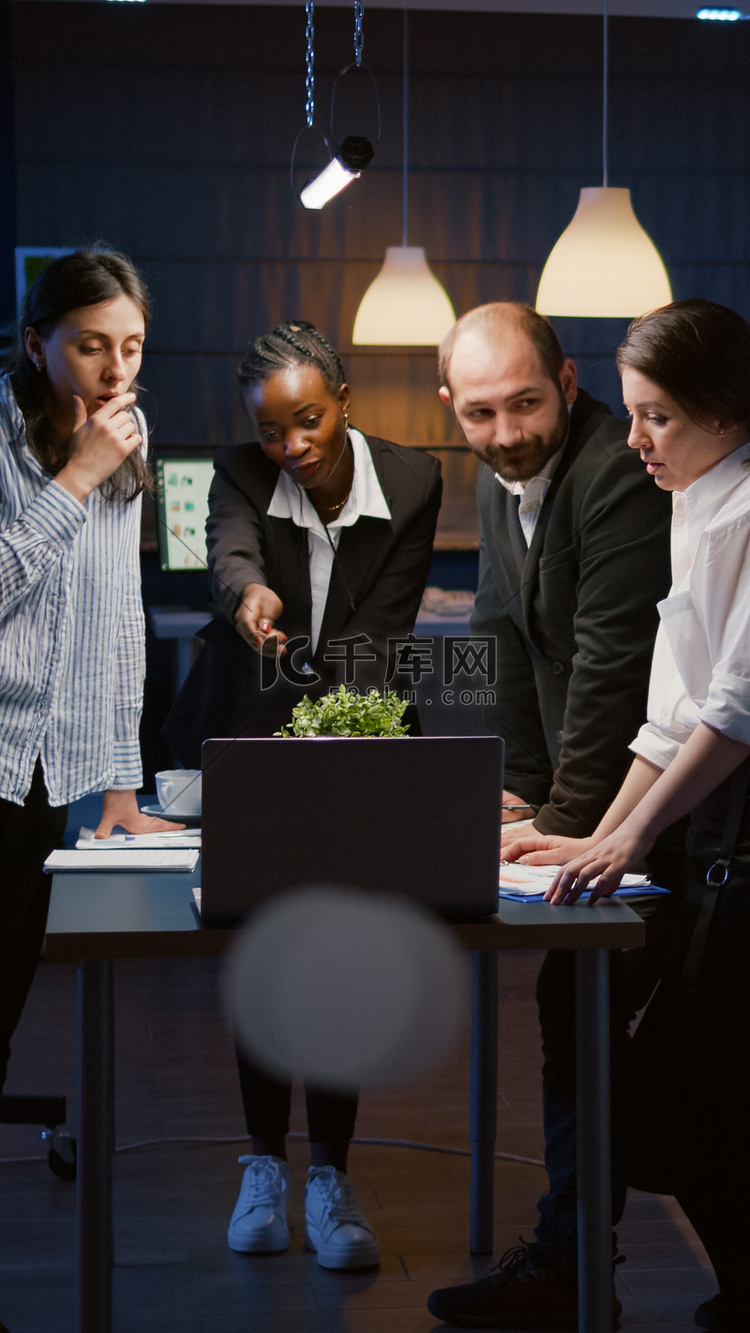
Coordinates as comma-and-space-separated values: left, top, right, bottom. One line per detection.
0, 250, 176, 1104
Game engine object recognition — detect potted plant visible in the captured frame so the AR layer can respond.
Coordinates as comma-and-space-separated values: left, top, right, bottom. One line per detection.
275, 684, 410, 738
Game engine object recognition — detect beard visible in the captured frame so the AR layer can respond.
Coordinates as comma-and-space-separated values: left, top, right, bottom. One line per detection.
469, 397, 569, 483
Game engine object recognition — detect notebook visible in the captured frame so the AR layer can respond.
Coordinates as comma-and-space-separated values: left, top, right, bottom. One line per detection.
44, 848, 200, 873
199, 735, 504, 925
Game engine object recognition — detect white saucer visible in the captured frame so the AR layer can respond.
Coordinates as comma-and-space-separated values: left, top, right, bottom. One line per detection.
140, 803, 201, 825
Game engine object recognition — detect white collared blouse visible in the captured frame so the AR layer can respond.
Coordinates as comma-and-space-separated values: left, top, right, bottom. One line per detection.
266, 427, 391, 654
630, 441, 750, 771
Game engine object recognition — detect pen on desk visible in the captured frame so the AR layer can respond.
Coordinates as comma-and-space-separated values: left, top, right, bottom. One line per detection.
77, 828, 195, 844
121, 830, 193, 840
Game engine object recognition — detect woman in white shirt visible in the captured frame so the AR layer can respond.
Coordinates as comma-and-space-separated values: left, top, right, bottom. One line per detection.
164, 321, 442, 1271
504, 299, 750, 1333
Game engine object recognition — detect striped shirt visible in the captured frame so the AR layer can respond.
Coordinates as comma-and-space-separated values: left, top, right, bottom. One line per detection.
0, 374, 146, 806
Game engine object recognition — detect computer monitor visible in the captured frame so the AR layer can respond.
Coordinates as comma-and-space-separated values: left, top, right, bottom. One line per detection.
155, 456, 214, 571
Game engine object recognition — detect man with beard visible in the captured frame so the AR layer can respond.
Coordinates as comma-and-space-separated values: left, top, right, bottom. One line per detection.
427, 303, 674, 1329
439, 301, 672, 836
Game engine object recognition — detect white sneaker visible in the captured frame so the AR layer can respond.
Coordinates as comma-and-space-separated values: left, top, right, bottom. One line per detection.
227, 1154, 291, 1253
304, 1166, 380, 1269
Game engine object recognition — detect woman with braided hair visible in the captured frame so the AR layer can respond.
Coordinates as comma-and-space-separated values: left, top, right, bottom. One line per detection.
164, 319, 441, 1269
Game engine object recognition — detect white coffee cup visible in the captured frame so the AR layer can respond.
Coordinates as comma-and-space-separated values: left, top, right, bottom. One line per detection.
155, 769, 202, 818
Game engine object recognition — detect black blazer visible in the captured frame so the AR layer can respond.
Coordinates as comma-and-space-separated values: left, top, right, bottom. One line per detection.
471, 389, 673, 837
163, 433, 442, 765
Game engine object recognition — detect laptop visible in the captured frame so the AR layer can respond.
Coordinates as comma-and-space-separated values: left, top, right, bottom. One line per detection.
199, 735, 504, 925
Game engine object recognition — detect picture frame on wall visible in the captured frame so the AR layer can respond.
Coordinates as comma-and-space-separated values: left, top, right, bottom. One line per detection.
15, 247, 74, 312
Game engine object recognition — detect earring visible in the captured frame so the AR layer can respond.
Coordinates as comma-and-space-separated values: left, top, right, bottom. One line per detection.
35, 361, 44, 374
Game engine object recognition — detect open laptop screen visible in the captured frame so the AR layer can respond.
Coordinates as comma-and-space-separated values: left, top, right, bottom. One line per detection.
200, 735, 504, 924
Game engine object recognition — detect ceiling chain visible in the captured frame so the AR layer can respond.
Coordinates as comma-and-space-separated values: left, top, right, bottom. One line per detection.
354, 0, 364, 66
305, 0, 315, 128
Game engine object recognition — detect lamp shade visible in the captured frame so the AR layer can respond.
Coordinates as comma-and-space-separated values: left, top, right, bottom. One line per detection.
352, 246, 456, 345
535, 187, 672, 319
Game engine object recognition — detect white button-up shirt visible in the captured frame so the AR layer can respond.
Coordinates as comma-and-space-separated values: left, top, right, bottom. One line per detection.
0, 375, 146, 805
266, 427, 391, 653
631, 441, 750, 771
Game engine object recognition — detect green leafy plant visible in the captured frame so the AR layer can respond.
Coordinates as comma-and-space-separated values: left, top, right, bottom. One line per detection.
276, 684, 411, 738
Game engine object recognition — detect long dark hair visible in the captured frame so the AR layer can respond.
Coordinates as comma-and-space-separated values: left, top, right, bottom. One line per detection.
617, 299, 750, 435
238, 320, 346, 396
10, 249, 152, 502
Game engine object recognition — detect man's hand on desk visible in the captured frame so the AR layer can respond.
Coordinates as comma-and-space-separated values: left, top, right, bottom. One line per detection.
95, 790, 186, 838
501, 789, 536, 823
502, 828, 594, 867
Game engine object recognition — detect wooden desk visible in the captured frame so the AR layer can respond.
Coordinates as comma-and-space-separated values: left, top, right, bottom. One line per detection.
45, 873, 644, 1333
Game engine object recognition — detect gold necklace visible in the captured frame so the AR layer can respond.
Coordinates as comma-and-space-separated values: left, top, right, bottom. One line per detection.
317, 489, 352, 516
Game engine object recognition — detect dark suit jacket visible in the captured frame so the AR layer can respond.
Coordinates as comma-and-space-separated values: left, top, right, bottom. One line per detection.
163, 434, 442, 765
471, 388, 673, 837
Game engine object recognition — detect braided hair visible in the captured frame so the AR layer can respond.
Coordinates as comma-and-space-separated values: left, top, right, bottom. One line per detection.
238, 321, 346, 396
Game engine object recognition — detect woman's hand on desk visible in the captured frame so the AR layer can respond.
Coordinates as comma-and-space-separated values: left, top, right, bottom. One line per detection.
95, 790, 185, 838
545, 824, 653, 906
234, 583, 287, 657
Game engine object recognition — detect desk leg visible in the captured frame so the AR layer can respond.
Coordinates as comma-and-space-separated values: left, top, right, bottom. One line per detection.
175, 638, 193, 693
470, 951, 498, 1255
77, 960, 114, 1333
575, 949, 611, 1333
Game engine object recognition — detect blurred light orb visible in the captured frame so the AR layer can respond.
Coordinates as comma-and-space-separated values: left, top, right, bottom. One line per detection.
224, 884, 466, 1090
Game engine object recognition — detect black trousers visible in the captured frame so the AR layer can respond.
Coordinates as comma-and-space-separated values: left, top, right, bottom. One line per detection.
236, 1050, 358, 1144
623, 772, 750, 1320
0, 761, 68, 1093
532, 819, 689, 1271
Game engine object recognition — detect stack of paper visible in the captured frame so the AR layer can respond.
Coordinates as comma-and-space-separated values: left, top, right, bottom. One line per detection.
44, 847, 200, 873
498, 861, 657, 901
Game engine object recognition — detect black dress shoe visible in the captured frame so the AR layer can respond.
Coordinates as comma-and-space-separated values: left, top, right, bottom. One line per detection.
426, 1240, 622, 1329
696, 1294, 720, 1328
710, 1315, 747, 1333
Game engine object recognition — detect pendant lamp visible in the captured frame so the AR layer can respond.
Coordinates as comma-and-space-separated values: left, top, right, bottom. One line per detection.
535, 3, 671, 319
352, 11, 455, 346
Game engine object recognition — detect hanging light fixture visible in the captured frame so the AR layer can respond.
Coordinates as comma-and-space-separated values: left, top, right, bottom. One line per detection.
294, 2, 375, 211
535, 1, 672, 318
352, 10, 455, 345
300, 136, 374, 211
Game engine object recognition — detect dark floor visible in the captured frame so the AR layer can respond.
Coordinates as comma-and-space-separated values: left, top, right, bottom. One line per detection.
0, 950, 715, 1332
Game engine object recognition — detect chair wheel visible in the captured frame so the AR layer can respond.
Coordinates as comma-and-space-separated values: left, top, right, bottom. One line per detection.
47, 1132, 77, 1181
